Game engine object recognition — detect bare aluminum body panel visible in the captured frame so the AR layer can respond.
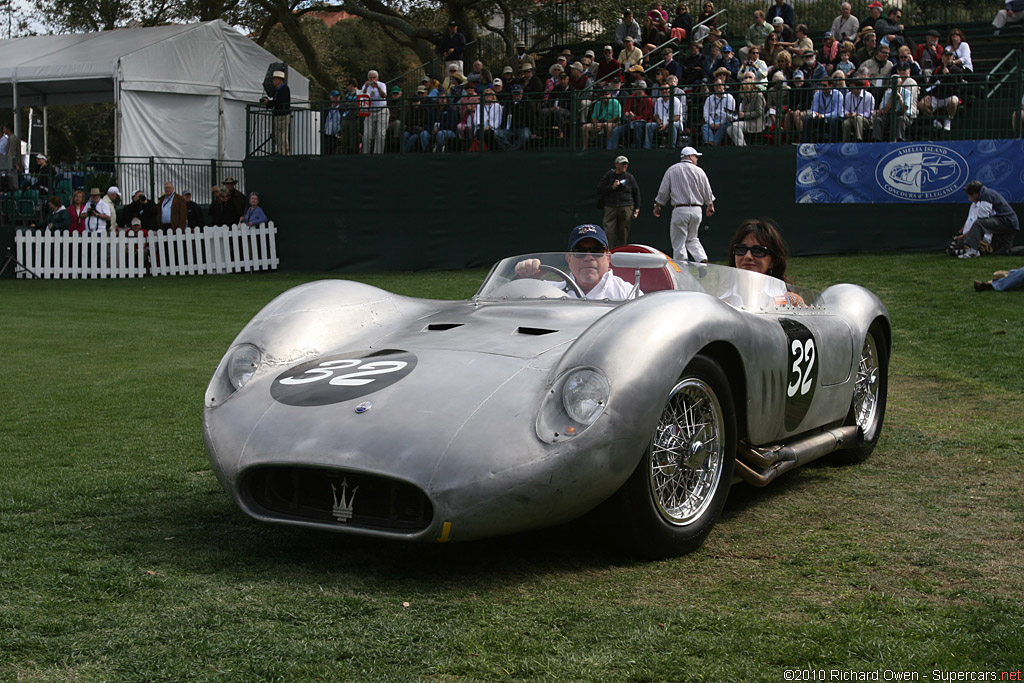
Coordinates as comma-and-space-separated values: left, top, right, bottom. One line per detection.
203, 256, 890, 543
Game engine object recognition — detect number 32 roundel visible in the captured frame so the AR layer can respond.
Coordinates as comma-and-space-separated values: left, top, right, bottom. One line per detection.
779, 319, 818, 431
271, 350, 418, 407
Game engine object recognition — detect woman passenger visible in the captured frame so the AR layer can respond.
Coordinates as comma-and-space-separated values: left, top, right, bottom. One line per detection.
728, 218, 791, 281
726, 219, 802, 305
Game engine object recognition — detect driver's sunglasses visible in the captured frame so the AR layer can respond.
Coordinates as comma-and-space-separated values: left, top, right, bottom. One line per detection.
571, 247, 609, 257
732, 244, 771, 258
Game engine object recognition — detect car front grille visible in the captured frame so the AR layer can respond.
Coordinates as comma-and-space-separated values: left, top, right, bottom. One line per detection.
243, 466, 433, 532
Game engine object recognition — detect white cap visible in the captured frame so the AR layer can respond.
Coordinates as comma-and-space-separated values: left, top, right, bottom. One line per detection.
680, 146, 702, 157
107, 186, 120, 195
272, 70, 286, 79
772, 16, 784, 23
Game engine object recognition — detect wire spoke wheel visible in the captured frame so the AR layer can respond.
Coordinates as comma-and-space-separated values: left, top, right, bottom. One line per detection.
852, 333, 880, 432
613, 354, 735, 559
838, 326, 889, 463
650, 378, 725, 526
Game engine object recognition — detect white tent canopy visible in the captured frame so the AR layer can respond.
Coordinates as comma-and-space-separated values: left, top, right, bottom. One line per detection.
0, 20, 309, 160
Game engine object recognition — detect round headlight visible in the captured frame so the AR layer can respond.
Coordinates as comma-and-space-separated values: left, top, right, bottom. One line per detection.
226, 343, 261, 391
562, 368, 610, 425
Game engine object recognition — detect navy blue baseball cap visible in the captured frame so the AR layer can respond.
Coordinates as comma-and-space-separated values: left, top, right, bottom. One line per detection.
568, 224, 609, 249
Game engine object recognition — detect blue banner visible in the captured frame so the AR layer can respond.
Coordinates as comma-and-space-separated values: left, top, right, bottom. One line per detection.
794, 139, 1024, 204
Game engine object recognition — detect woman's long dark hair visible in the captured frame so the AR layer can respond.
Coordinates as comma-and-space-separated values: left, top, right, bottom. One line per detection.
727, 218, 791, 282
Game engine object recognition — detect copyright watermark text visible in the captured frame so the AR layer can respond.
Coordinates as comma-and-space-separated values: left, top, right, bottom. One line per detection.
782, 670, 1022, 682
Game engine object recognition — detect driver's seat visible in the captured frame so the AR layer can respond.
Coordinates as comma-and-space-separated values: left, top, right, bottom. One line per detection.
611, 245, 677, 292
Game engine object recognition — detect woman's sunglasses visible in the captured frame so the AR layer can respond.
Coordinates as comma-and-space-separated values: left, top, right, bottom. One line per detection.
732, 244, 771, 257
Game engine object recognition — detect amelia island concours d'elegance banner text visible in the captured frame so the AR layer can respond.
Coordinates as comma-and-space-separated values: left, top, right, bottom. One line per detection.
794, 139, 1024, 204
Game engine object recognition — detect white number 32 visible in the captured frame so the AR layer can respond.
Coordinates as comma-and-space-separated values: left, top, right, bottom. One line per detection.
787, 338, 816, 397
279, 359, 408, 387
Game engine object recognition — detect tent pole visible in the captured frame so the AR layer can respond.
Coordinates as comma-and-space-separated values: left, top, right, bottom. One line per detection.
42, 105, 48, 158
11, 76, 18, 138
113, 60, 122, 158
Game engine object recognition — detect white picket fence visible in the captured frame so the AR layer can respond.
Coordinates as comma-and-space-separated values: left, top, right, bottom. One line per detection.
12, 223, 279, 279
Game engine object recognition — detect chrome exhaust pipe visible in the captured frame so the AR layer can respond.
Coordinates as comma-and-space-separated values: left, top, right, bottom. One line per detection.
735, 426, 863, 487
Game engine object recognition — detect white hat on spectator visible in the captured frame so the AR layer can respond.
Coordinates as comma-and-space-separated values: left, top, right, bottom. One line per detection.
492, 78, 502, 86
771, 16, 784, 24
130, 217, 142, 226
680, 146, 702, 158
272, 70, 286, 79
615, 155, 630, 164
584, 49, 595, 58
503, 65, 514, 73
107, 186, 120, 196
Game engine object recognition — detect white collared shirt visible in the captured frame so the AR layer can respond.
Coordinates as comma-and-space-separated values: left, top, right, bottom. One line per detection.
84, 197, 111, 232
563, 270, 637, 300
654, 96, 685, 125
703, 93, 736, 125
360, 80, 389, 108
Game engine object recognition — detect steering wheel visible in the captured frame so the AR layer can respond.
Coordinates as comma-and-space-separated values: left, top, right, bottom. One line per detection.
538, 264, 585, 299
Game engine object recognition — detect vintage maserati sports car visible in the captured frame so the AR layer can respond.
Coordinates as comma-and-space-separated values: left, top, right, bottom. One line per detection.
203, 247, 890, 558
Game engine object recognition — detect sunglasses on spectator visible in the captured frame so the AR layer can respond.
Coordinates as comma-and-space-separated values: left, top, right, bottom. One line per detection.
571, 247, 609, 257
733, 244, 771, 257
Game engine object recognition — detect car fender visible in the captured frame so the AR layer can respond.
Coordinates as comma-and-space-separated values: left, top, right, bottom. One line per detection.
817, 284, 891, 351
549, 290, 761, 453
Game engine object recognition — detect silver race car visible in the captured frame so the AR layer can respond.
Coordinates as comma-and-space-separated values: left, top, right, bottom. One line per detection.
203, 246, 890, 558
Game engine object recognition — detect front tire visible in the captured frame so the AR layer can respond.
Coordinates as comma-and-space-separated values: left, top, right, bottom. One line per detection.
615, 354, 736, 559
837, 325, 889, 463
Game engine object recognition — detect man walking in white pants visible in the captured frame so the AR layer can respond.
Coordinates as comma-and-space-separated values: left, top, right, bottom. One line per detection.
653, 146, 716, 263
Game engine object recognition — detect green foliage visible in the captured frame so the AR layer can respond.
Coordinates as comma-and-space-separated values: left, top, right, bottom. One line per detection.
1, 254, 1022, 680
40, 103, 115, 163
262, 15, 423, 98
31, 0, 260, 32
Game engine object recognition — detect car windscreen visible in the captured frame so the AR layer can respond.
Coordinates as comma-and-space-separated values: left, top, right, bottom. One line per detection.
474, 253, 820, 310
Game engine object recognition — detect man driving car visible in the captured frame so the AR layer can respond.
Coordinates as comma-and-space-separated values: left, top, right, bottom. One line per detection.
514, 224, 636, 299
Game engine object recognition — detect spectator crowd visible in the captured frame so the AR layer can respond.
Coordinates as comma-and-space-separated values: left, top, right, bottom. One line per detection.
0, 152, 269, 236
307, 1, 1004, 154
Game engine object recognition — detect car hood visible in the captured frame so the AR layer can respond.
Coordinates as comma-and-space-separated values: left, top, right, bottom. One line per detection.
366, 299, 619, 359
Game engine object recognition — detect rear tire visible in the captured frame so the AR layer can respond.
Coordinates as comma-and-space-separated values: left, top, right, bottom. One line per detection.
615, 354, 736, 559
837, 325, 889, 463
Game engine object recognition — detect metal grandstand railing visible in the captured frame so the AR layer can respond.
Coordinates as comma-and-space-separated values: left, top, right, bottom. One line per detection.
245, 67, 1024, 157
712, 0, 1002, 37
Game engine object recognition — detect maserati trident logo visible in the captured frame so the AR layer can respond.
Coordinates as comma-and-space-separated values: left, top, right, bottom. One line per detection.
331, 478, 358, 522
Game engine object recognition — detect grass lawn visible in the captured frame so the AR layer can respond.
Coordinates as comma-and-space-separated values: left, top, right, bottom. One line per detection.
1, 254, 1022, 682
